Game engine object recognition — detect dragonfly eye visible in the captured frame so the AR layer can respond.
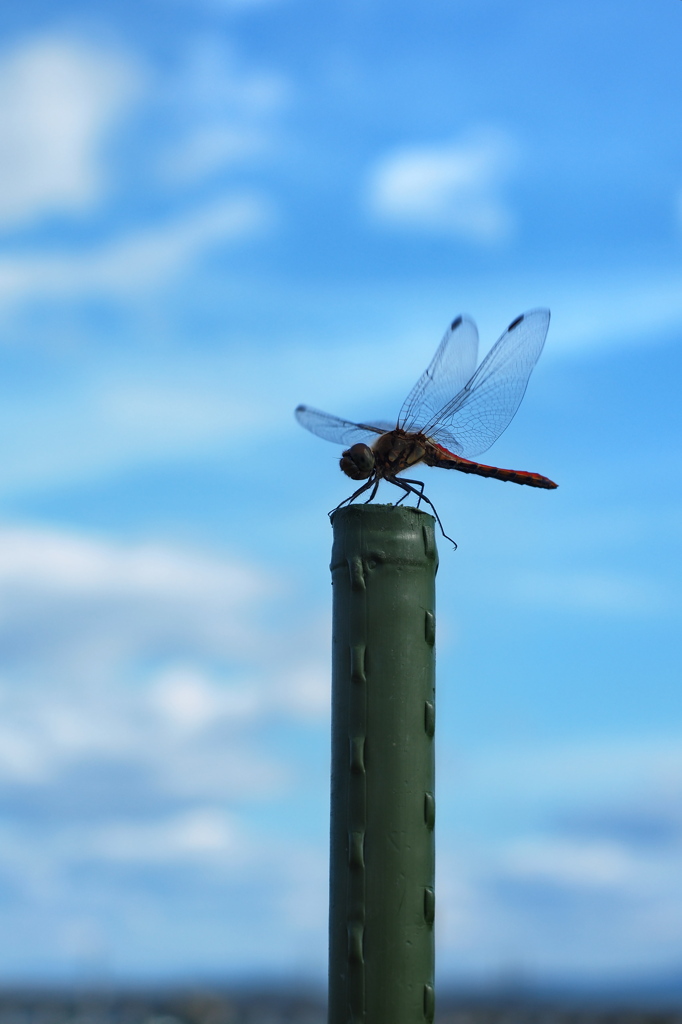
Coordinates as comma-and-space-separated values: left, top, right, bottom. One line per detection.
340, 443, 375, 480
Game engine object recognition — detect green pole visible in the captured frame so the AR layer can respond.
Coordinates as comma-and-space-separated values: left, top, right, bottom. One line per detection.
328, 503, 438, 1024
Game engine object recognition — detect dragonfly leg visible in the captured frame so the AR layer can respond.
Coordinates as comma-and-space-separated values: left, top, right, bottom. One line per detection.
329, 474, 377, 517
399, 475, 425, 508
391, 479, 411, 507
388, 477, 457, 550
364, 477, 381, 503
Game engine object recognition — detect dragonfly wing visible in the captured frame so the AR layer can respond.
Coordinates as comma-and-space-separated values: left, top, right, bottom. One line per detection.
424, 309, 550, 458
398, 315, 479, 434
295, 404, 389, 446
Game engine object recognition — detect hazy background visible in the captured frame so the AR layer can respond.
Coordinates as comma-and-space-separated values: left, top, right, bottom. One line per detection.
0, 0, 681, 993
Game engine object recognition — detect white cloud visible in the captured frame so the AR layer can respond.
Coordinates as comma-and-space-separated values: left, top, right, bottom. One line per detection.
438, 844, 682, 980
502, 838, 636, 888
90, 808, 241, 863
366, 131, 516, 242
0, 523, 272, 691
150, 665, 263, 732
0, 521, 332, 977
0, 524, 268, 600
0, 193, 270, 304
0, 523, 327, 789
0, 35, 139, 228
0, 525, 285, 794
435, 754, 682, 979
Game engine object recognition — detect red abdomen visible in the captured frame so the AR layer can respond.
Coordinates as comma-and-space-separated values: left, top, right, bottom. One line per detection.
426, 443, 557, 490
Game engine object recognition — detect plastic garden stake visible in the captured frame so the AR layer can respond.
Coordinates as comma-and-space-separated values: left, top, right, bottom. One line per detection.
328, 503, 438, 1024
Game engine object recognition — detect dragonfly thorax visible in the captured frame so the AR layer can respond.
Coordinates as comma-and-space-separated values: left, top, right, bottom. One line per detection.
372, 430, 427, 476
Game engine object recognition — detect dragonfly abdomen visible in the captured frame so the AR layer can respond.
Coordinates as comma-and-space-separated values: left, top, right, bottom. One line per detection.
425, 446, 557, 490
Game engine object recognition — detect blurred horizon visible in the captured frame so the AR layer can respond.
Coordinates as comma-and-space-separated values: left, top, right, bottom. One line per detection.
0, 0, 681, 992
2, 985, 682, 1024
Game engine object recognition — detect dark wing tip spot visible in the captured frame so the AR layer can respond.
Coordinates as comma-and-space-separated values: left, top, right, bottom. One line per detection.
508, 314, 524, 331
450, 315, 463, 331
295, 404, 306, 412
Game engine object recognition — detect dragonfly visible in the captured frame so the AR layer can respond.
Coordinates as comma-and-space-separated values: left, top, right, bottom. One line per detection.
295, 308, 557, 544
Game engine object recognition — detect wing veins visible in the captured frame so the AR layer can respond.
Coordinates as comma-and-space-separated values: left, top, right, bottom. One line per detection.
420, 309, 551, 458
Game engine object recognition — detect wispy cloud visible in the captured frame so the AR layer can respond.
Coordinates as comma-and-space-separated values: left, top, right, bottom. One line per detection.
365, 131, 516, 242
436, 737, 682, 979
0, 194, 270, 304
161, 125, 267, 182
88, 808, 242, 864
0, 524, 279, 681
0, 35, 140, 228
158, 37, 289, 185
501, 837, 636, 889
0, 521, 330, 976
0, 524, 268, 601
544, 269, 682, 355
0, 523, 326, 783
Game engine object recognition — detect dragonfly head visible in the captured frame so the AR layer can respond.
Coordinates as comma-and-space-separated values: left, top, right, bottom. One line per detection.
340, 443, 375, 480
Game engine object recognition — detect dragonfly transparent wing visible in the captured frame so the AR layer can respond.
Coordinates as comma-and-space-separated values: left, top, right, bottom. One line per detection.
424, 309, 551, 458
295, 404, 392, 447
398, 315, 479, 434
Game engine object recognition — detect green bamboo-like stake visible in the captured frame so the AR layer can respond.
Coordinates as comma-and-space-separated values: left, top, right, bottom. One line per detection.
328, 503, 438, 1024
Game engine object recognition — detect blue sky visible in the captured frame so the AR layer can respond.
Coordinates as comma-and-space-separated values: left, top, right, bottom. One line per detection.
0, 0, 681, 990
